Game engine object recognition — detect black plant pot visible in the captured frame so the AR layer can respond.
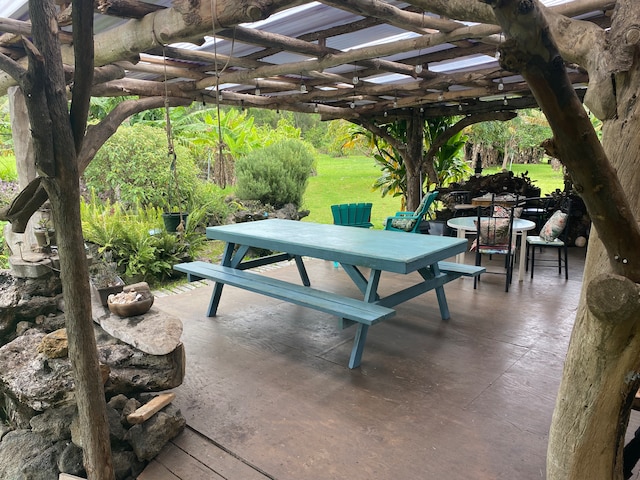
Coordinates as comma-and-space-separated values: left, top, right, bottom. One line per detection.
94, 276, 125, 307
162, 212, 189, 232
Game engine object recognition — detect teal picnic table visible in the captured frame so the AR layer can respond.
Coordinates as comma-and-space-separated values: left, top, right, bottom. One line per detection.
174, 219, 483, 368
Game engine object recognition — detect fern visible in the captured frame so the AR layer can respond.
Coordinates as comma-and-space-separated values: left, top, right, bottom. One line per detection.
81, 194, 204, 285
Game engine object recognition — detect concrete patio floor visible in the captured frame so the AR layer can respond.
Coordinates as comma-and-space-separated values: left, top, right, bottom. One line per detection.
137, 246, 635, 480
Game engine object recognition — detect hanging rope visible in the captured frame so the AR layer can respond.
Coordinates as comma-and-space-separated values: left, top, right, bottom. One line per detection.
162, 45, 185, 231
210, 0, 237, 188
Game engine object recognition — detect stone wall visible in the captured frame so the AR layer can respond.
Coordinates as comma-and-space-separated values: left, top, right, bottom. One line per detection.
0, 268, 186, 479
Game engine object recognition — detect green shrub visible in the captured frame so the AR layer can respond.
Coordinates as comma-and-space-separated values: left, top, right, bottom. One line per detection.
83, 124, 199, 212
81, 197, 205, 285
235, 139, 315, 208
191, 181, 235, 226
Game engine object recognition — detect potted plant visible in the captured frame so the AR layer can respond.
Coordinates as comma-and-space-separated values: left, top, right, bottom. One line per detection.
162, 210, 189, 233
162, 155, 189, 233
89, 251, 125, 306
34, 216, 56, 248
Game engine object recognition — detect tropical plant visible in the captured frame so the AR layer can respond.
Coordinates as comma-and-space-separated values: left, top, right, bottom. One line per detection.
430, 131, 471, 188
371, 145, 407, 201
168, 106, 262, 162
354, 116, 470, 208
191, 180, 235, 226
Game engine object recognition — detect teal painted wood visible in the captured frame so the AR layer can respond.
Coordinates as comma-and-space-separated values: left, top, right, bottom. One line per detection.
206, 219, 467, 275
331, 202, 373, 228
174, 261, 396, 369
437, 262, 485, 277
194, 220, 473, 368
384, 190, 439, 233
173, 262, 396, 326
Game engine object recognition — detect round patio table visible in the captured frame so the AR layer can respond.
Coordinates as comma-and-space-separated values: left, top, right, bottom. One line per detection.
447, 216, 536, 282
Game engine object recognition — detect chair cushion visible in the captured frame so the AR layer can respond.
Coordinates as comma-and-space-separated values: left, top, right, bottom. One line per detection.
391, 218, 417, 231
539, 210, 568, 241
527, 235, 564, 246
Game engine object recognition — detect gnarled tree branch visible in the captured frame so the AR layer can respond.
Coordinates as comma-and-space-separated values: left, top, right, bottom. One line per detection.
478, 0, 640, 281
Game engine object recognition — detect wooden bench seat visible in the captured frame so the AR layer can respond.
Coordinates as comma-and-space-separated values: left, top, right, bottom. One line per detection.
173, 261, 396, 327
437, 261, 485, 278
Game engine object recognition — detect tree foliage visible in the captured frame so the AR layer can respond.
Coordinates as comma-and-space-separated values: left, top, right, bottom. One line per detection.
465, 109, 552, 154
355, 116, 471, 205
83, 124, 199, 211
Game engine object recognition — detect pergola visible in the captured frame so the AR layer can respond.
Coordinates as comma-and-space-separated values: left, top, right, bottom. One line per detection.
3, 3, 640, 479
0, 0, 613, 121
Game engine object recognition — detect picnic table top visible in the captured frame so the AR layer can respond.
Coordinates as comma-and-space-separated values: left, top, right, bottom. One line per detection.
206, 219, 467, 275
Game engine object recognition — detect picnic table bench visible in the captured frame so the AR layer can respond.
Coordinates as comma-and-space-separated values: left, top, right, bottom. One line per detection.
174, 220, 484, 368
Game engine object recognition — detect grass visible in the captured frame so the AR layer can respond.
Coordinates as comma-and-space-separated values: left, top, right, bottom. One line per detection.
301, 155, 565, 228
484, 162, 564, 195
302, 154, 402, 228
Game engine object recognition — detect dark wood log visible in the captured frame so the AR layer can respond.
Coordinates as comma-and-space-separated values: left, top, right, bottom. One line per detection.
96, 0, 165, 19
22, 1, 117, 477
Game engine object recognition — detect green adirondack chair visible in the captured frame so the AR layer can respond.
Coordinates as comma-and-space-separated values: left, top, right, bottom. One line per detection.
384, 191, 438, 233
331, 203, 373, 228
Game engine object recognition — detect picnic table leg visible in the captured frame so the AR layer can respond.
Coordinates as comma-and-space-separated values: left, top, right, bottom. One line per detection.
349, 324, 369, 369
207, 242, 237, 317
293, 255, 311, 286
434, 286, 450, 320
207, 285, 224, 317
420, 265, 451, 321
340, 264, 381, 302
347, 269, 381, 368
365, 270, 381, 302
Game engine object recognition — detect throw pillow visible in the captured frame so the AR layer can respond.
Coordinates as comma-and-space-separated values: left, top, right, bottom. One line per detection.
539, 210, 568, 241
476, 218, 511, 246
493, 205, 522, 218
493, 205, 510, 217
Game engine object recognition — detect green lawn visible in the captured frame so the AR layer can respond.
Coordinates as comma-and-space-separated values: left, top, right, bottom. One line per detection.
302, 155, 565, 228
302, 154, 402, 228
484, 162, 564, 195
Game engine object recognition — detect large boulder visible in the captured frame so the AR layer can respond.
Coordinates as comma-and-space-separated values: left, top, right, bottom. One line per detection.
0, 327, 185, 426
0, 430, 55, 480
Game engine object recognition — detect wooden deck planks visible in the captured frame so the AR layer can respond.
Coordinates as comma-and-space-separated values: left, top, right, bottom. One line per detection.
137, 459, 180, 480
138, 428, 271, 480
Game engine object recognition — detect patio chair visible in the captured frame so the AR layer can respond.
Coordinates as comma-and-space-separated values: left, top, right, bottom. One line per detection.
519, 196, 554, 233
331, 202, 373, 267
473, 203, 516, 292
526, 197, 572, 280
330, 202, 373, 228
384, 190, 438, 233
448, 190, 476, 217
